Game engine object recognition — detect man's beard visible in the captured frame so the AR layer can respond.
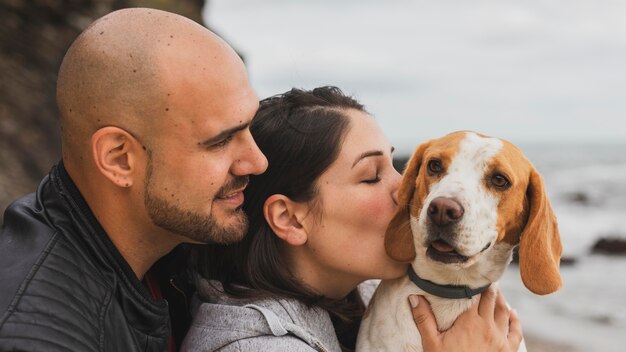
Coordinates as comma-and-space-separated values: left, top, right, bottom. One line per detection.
143, 158, 249, 244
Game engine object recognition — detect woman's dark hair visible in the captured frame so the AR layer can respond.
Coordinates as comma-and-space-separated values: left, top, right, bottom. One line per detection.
193, 86, 367, 350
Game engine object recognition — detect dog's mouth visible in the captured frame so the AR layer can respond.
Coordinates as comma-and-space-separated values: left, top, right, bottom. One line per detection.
426, 240, 492, 264
427, 239, 469, 263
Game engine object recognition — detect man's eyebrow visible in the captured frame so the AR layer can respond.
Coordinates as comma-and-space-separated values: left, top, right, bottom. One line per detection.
199, 122, 249, 147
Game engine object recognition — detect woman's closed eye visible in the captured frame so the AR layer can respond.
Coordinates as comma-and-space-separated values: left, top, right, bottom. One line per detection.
362, 173, 381, 184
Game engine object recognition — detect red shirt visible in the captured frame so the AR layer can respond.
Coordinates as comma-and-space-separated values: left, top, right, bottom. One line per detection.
144, 270, 176, 352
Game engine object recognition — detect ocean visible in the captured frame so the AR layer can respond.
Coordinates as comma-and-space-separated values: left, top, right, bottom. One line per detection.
495, 143, 626, 352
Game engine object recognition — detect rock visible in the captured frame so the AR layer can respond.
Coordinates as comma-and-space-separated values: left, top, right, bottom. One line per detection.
563, 191, 592, 206
591, 237, 626, 256
393, 156, 410, 173
510, 246, 577, 266
559, 256, 577, 266
0, 0, 207, 222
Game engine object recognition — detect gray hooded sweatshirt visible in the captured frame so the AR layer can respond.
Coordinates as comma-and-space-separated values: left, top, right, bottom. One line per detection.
181, 279, 343, 352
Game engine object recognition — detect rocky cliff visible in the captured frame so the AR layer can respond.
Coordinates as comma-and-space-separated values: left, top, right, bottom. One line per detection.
0, 0, 205, 221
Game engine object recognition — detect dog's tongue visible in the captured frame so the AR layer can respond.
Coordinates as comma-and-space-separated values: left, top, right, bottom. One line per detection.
432, 240, 455, 253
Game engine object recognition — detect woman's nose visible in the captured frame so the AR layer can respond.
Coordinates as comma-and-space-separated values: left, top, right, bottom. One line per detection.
390, 169, 402, 206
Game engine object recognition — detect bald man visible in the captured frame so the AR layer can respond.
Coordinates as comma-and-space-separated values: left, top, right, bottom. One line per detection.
0, 8, 267, 352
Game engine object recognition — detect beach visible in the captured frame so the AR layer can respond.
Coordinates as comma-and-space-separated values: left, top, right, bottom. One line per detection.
524, 335, 577, 352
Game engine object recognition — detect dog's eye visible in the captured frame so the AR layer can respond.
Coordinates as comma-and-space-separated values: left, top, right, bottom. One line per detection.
427, 159, 443, 175
490, 173, 511, 189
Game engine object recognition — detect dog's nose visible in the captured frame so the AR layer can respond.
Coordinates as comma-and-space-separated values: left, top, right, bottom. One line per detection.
428, 197, 464, 226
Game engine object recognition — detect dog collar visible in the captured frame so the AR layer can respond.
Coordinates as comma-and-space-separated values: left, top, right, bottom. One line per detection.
407, 265, 491, 299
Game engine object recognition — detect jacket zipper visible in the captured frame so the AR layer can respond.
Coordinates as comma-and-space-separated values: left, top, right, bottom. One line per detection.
169, 278, 189, 313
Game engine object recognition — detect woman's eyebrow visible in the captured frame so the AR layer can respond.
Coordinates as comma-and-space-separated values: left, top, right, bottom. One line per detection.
352, 150, 384, 168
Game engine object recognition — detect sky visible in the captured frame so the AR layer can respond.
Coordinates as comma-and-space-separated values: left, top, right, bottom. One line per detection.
205, 0, 626, 154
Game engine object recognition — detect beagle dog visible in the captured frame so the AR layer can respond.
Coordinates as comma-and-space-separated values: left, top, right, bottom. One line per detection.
356, 131, 562, 352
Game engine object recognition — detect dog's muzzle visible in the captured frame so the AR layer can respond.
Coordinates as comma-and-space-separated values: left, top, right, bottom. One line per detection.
426, 197, 468, 263
427, 197, 464, 226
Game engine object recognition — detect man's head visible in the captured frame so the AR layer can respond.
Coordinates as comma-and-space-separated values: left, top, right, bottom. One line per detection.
57, 8, 268, 245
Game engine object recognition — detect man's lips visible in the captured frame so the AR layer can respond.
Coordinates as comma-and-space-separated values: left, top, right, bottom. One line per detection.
217, 187, 246, 199
215, 185, 247, 205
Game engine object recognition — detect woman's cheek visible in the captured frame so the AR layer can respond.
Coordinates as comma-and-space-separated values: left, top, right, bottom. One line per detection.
359, 193, 396, 228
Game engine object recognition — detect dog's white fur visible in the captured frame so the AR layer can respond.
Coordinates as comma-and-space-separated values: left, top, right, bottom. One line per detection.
356, 131, 562, 352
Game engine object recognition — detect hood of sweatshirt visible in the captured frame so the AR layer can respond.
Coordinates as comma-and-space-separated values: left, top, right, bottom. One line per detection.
180, 279, 341, 352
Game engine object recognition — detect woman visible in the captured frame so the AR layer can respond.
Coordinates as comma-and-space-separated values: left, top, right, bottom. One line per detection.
182, 87, 522, 351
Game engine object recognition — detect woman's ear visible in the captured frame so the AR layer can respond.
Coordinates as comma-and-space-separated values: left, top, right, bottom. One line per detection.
264, 194, 308, 246
91, 126, 143, 188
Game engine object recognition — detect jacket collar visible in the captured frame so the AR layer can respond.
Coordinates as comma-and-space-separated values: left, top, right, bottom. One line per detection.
51, 162, 170, 321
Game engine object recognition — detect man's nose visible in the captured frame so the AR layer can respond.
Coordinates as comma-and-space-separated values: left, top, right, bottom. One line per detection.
233, 132, 268, 176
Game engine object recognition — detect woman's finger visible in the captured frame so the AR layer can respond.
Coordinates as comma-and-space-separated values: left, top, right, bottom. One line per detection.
477, 285, 498, 318
508, 309, 524, 350
493, 287, 510, 331
409, 295, 441, 350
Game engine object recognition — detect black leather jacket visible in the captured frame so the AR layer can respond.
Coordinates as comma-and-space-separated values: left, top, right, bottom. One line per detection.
0, 163, 170, 351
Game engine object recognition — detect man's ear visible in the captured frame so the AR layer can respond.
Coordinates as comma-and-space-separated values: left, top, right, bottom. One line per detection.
91, 126, 144, 188
264, 194, 308, 246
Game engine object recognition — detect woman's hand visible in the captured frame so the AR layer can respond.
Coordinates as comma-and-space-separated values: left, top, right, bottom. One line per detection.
408, 287, 522, 352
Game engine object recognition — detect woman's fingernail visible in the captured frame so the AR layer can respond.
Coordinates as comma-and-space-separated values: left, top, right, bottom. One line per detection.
408, 294, 419, 308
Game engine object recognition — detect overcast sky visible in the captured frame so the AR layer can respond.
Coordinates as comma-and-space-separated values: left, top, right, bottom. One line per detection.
206, 0, 626, 154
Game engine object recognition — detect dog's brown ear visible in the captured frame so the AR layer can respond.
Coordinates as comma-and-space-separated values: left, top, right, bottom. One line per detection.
385, 143, 428, 262
519, 168, 562, 295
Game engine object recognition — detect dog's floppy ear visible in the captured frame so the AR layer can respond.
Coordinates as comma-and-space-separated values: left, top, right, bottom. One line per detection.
519, 168, 562, 295
384, 143, 428, 262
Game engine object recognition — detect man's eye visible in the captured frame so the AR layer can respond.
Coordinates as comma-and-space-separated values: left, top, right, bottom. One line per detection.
214, 135, 233, 148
